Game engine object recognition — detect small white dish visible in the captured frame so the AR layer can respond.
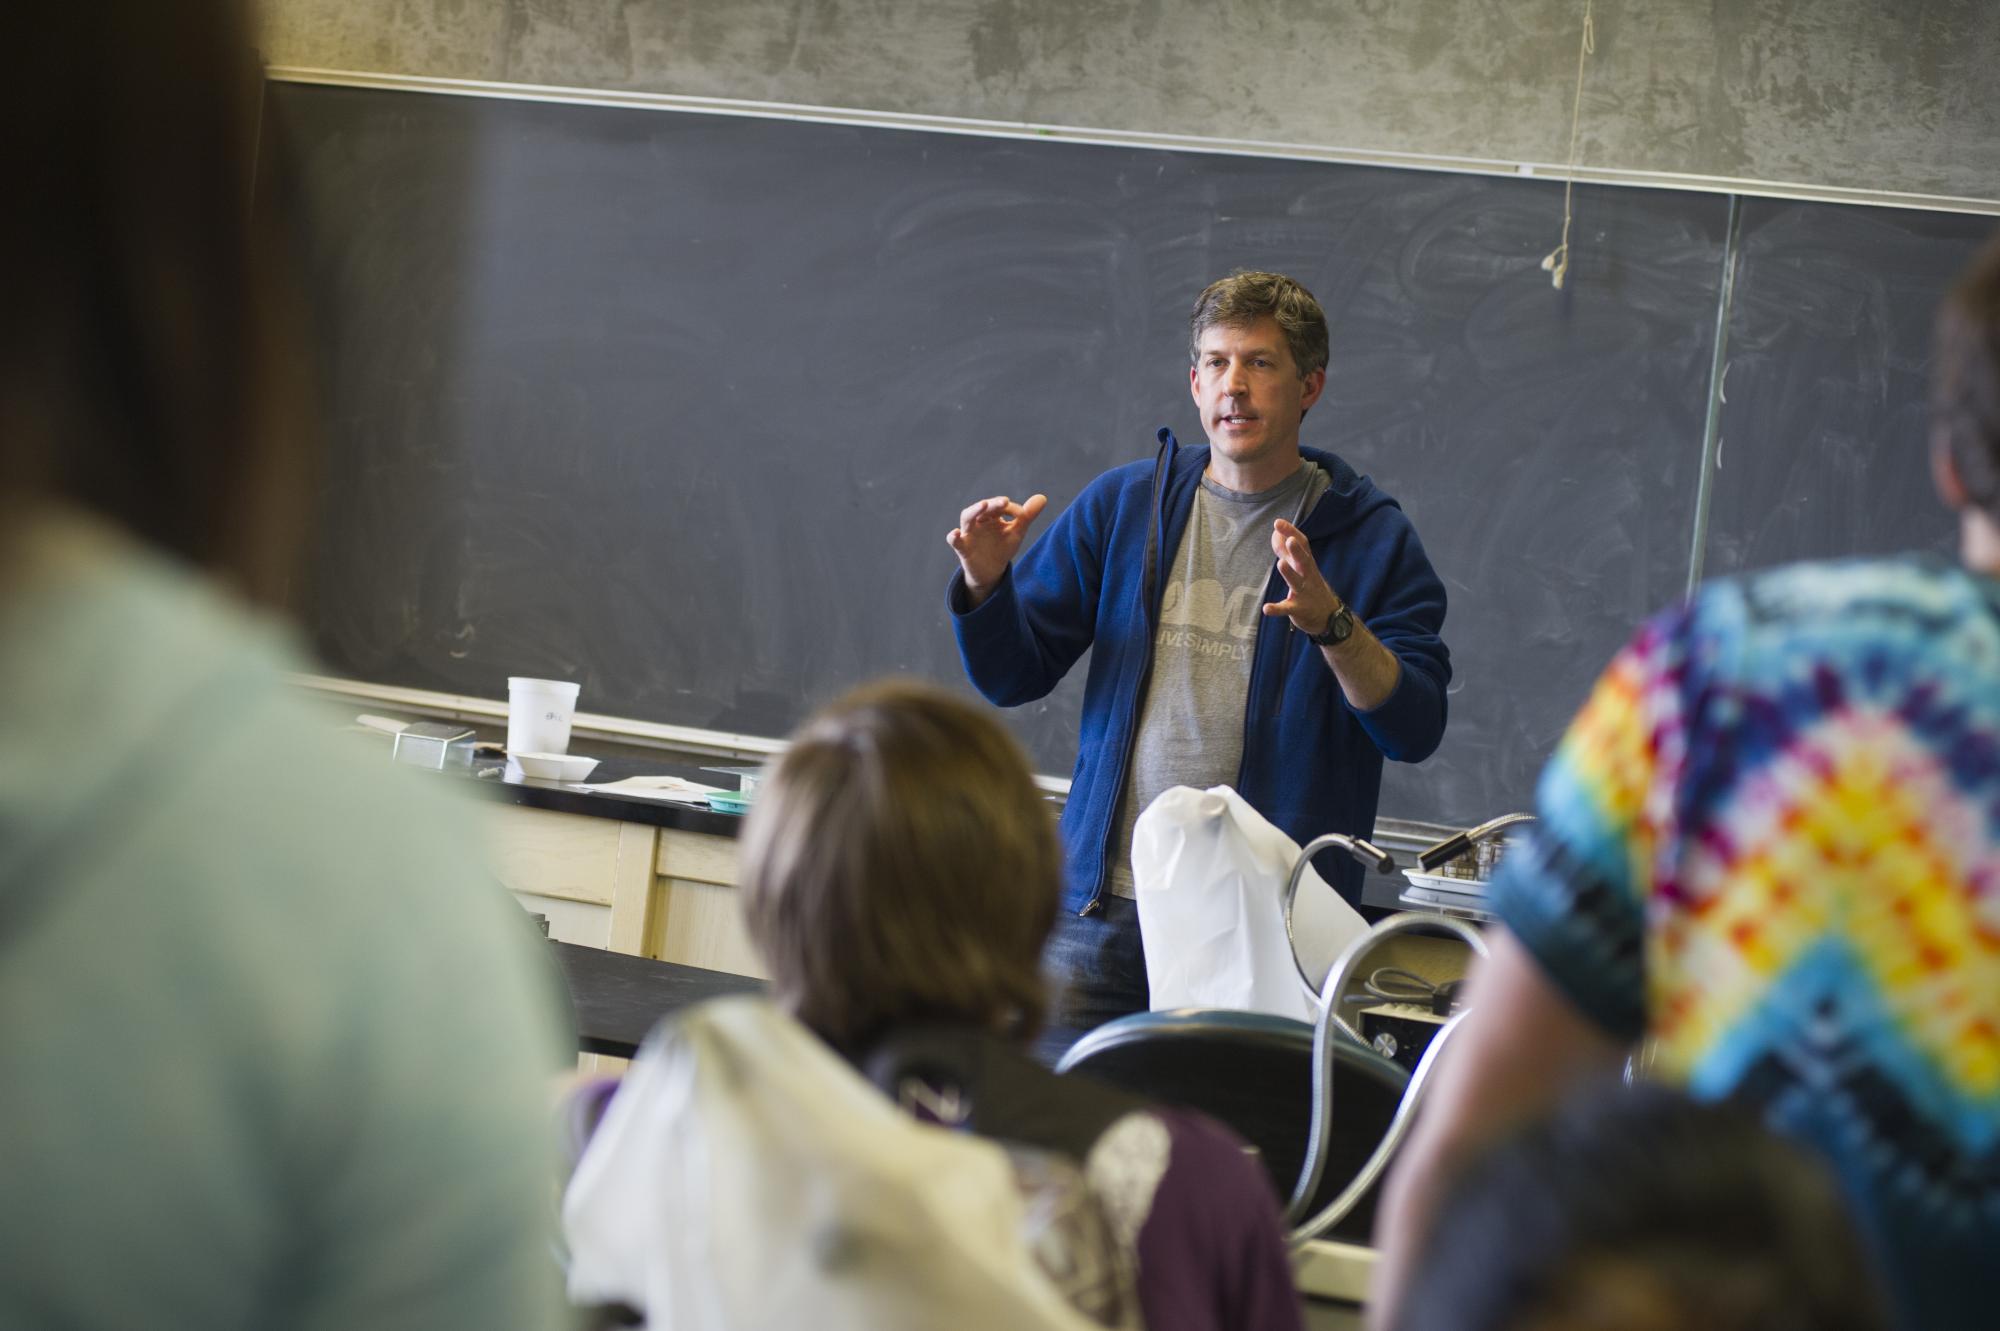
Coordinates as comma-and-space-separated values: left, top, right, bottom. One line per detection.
511, 752, 600, 782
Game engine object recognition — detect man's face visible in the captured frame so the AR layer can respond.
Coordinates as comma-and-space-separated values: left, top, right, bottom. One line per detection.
1189, 316, 1326, 470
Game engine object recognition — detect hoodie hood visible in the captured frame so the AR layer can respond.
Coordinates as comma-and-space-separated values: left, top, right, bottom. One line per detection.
1152, 428, 1403, 544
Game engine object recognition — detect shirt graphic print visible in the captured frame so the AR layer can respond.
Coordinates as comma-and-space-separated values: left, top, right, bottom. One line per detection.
1108, 464, 1328, 897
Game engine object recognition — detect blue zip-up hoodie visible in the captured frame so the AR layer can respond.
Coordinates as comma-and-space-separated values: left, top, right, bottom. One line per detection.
949, 429, 1450, 914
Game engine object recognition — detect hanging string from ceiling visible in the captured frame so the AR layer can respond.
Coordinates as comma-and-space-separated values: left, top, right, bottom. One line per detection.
1541, 0, 1597, 290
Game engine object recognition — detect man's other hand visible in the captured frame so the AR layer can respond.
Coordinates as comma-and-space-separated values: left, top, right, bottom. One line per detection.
947, 494, 1047, 606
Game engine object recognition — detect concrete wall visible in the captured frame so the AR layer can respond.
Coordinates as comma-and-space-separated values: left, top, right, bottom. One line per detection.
256, 0, 2000, 203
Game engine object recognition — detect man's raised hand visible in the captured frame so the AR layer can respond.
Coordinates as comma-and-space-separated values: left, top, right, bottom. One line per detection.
1262, 517, 1339, 633
947, 493, 1048, 606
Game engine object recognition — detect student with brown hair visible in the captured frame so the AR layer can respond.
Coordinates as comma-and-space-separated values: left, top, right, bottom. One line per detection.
737, 681, 1065, 1053
0, 3, 569, 1327
566, 681, 1306, 1331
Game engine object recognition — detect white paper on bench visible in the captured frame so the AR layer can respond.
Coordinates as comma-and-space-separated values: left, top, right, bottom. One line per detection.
575, 775, 726, 803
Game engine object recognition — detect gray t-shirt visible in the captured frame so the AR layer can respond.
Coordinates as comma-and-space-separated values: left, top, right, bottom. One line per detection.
1108, 463, 1329, 897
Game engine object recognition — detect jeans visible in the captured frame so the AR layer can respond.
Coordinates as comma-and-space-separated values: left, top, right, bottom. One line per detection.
1031, 896, 1149, 1067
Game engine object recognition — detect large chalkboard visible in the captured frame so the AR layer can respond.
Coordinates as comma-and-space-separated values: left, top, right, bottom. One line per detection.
267, 79, 1989, 826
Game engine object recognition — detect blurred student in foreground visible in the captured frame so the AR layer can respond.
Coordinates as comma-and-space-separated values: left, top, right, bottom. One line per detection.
1389, 1084, 1889, 1331
0, 4, 568, 1328
563, 681, 1303, 1330
1371, 232, 2000, 1330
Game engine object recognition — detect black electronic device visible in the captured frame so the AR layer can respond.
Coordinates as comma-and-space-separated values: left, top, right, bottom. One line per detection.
1357, 1003, 1449, 1074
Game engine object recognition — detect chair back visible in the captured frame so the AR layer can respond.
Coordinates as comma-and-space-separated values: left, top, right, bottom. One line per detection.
1055, 1009, 1408, 1244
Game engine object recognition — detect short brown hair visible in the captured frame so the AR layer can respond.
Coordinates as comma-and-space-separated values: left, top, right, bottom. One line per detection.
739, 681, 1062, 1051
1934, 233, 2000, 523
1189, 271, 1331, 378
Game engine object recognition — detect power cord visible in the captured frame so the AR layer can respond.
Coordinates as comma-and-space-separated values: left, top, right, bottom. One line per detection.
1341, 966, 1464, 1017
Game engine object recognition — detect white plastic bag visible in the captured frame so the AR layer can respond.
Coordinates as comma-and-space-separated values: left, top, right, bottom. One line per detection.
563, 997, 1103, 1331
1131, 785, 1368, 1022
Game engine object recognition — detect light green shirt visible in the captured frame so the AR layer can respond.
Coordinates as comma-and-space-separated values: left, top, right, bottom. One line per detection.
0, 514, 568, 1330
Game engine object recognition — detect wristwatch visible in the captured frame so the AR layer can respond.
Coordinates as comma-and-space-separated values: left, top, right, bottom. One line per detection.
1308, 601, 1355, 647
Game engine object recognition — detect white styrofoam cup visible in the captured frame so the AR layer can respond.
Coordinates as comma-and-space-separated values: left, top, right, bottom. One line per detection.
507, 677, 581, 756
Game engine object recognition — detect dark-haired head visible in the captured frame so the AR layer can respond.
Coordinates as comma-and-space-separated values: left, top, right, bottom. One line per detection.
1390, 1083, 1891, 1331
0, 1, 313, 604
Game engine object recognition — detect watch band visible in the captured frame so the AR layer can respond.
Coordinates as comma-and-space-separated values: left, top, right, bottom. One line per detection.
1308, 602, 1355, 647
